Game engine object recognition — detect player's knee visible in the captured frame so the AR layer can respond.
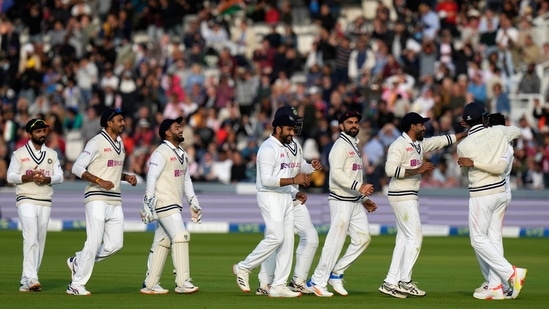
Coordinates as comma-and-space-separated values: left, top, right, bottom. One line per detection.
159, 237, 171, 248
356, 233, 372, 248
264, 233, 284, 247
173, 231, 190, 244
307, 231, 319, 249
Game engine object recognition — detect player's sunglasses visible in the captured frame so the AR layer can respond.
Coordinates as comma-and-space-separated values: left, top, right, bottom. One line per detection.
29, 119, 46, 130
107, 108, 122, 122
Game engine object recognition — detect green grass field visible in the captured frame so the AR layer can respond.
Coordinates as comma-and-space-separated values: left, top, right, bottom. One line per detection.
0, 231, 547, 309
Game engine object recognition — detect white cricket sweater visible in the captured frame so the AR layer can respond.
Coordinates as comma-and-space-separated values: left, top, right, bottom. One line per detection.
146, 142, 196, 219
284, 139, 315, 198
457, 125, 520, 197
385, 132, 456, 202
8, 141, 63, 207
79, 131, 126, 205
328, 132, 367, 202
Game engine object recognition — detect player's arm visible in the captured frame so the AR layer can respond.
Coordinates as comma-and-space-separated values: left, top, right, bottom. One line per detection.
72, 139, 100, 183
145, 151, 165, 198
501, 126, 521, 142
422, 134, 457, 152
48, 154, 64, 185
458, 146, 511, 175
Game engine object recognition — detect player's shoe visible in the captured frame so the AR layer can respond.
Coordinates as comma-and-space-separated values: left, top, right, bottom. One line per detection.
28, 278, 41, 292
306, 279, 333, 297
378, 281, 407, 298
504, 287, 513, 299
473, 284, 505, 300
67, 256, 76, 280
268, 285, 302, 298
396, 280, 426, 297
328, 273, 348, 296
474, 281, 488, 293
175, 279, 199, 294
232, 264, 250, 293
19, 282, 30, 292
255, 283, 270, 295
289, 279, 313, 294
140, 282, 169, 295
508, 266, 527, 299
66, 283, 91, 296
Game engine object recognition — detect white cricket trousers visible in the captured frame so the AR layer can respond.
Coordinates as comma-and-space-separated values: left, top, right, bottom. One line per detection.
384, 199, 422, 285
258, 203, 319, 285
469, 192, 514, 287
310, 200, 371, 287
144, 212, 188, 281
18, 203, 51, 285
238, 191, 295, 288
476, 191, 511, 289
72, 201, 124, 286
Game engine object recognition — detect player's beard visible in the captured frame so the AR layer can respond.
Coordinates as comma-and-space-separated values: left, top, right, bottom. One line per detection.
173, 132, 185, 143
279, 131, 293, 144
344, 127, 359, 138
415, 130, 425, 141
32, 135, 46, 146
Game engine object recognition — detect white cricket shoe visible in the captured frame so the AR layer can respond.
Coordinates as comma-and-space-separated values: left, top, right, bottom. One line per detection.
255, 283, 270, 295
306, 279, 333, 297
474, 281, 488, 293
28, 278, 41, 292
232, 264, 250, 293
508, 266, 527, 299
378, 281, 407, 298
473, 284, 504, 300
66, 283, 91, 296
268, 285, 302, 298
67, 257, 76, 280
140, 282, 169, 295
328, 273, 348, 296
289, 279, 313, 294
397, 280, 426, 297
175, 279, 199, 294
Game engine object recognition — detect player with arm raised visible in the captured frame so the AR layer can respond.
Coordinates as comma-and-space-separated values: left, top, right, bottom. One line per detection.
7, 119, 64, 292
256, 106, 322, 295
66, 108, 138, 296
306, 110, 376, 297
457, 103, 526, 300
379, 112, 466, 298
232, 112, 310, 298
140, 116, 201, 295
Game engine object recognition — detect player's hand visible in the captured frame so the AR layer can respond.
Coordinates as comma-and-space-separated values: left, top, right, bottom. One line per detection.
363, 199, 377, 213
418, 162, 435, 174
457, 157, 474, 168
311, 159, 323, 171
296, 192, 307, 204
141, 195, 158, 224
188, 196, 202, 224
98, 179, 115, 190
125, 174, 138, 186
293, 173, 310, 187
359, 183, 374, 196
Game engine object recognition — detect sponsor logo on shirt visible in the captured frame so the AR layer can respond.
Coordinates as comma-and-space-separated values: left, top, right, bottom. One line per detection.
406, 147, 414, 152
280, 162, 301, 169
352, 163, 362, 171
104, 148, 112, 152
170, 156, 177, 161
174, 169, 186, 177
410, 159, 421, 167
107, 160, 124, 167
349, 151, 355, 156
280, 153, 285, 158
22, 158, 30, 162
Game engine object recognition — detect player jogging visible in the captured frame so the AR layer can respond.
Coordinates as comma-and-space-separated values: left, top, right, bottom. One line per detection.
8, 119, 64, 292
306, 110, 376, 297
66, 108, 138, 296
256, 106, 322, 295
457, 103, 526, 300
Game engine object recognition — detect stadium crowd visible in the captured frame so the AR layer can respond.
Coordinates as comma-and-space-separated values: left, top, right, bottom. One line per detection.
0, 0, 548, 192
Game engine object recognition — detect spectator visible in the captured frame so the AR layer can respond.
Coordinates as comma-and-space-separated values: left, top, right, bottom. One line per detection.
517, 63, 541, 94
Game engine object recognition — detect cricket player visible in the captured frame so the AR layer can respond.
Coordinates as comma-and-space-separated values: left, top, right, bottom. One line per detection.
457, 103, 526, 300
67, 108, 138, 296
233, 112, 311, 298
306, 110, 376, 297
379, 112, 466, 298
7, 118, 64, 292
256, 106, 322, 295
139, 116, 202, 295
469, 113, 515, 298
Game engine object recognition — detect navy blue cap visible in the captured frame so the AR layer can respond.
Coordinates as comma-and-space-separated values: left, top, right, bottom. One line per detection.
159, 117, 183, 140
100, 108, 126, 127
462, 102, 487, 124
274, 106, 303, 121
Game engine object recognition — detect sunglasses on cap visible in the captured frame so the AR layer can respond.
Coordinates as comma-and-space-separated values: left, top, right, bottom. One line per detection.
107, 108, 122, 122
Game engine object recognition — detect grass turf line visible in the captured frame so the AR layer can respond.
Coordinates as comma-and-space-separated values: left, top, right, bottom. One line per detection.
0, 231, 547, 309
